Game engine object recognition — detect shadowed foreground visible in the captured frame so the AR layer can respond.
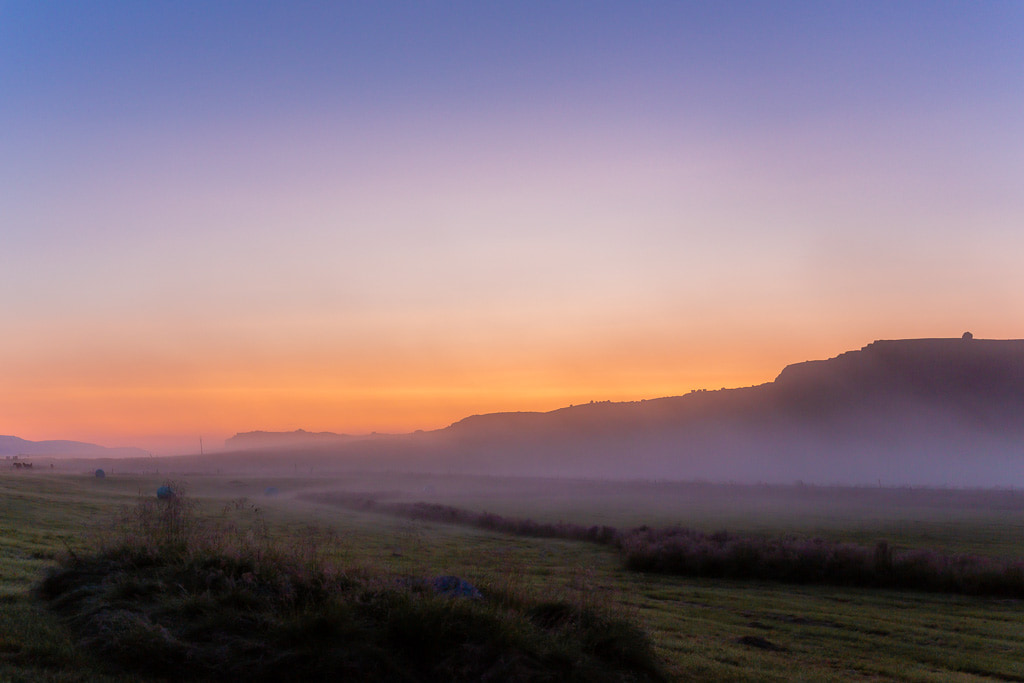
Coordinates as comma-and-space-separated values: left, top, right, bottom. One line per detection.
34, 493, 665, 682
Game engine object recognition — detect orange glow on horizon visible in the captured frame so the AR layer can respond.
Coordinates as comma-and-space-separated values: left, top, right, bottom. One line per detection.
3, 339, 797, 453
5, 312, 1018, 454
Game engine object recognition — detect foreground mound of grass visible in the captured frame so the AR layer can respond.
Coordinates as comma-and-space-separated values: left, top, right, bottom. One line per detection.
35, 492, 664, 682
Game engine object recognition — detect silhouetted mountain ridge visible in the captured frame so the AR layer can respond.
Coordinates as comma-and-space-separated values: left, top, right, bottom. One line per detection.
224, 337, 1024, 485
774, 338, 1024, 409
0, 435, 147, 458
441, 337, 1024, 434
226, 429, 360, 450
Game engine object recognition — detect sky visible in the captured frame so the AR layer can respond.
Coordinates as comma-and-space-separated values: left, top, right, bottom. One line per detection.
2, 1, 1023, 453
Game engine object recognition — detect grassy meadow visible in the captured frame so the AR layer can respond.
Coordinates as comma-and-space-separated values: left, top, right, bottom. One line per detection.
2, 467, 1024, 680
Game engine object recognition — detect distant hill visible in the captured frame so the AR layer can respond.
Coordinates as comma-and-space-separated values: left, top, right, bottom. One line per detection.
223, 337, 1024, 486
224, 429, 361, 450
443, 337, 1024, 436
0, 435, 148, 458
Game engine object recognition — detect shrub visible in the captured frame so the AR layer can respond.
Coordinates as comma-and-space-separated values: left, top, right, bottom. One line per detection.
306, 493, 624, 547
618, 526, 1024, 597
37, 492, 666, 682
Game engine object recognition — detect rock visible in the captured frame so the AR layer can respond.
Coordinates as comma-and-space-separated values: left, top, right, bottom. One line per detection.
431, 575, 482, 599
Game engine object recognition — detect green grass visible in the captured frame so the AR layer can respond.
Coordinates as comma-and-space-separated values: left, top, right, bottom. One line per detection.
26, 478, 665, 681
3, 470, 1024, 681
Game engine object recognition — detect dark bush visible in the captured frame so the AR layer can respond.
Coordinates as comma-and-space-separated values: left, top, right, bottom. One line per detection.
306, 493, 624, 546
37, 494, 666, 682
618, 526, 1024, 597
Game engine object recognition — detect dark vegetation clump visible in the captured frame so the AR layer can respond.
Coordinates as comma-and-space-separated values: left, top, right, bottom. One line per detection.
306, 493, 620, 545
618, 527, 1024, 597
35, 489, 666, 682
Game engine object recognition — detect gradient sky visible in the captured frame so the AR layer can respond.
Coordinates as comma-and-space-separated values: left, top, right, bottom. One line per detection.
2, 1, 1023, 453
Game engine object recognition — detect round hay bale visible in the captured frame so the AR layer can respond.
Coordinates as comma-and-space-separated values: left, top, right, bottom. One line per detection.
156, 485, 176, 500
94, 469, 105, 479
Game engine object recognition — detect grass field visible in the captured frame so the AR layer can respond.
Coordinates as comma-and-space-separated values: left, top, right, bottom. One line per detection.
2, 469, 1024, 680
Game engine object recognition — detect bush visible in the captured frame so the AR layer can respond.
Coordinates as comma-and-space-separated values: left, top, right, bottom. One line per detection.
37, 493, 666, 682
617, 526, 1024, 597
306, 493, 624, 546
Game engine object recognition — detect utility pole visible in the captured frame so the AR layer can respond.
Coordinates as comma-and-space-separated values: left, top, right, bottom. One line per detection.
200, 437, 204, 456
